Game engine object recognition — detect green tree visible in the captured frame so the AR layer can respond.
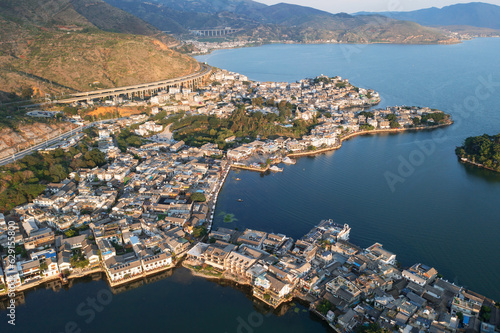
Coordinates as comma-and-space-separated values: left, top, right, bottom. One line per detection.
39, 260, 48, 271
355, 323, 387, 333
252, 97, 264, 107
359, 111, 374, 119
389, 120, 400, 129
360, 124, 375, 131
192, 226, 208, 238
316, 299, 334, 315
190, 192, 206, 202
65, 229, 77, 238
385, 114, 397, 121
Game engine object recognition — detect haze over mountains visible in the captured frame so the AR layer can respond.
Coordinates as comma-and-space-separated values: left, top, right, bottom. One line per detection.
356, 2, 500, 30
105, 0, 455, 44
0, 0, 198, 101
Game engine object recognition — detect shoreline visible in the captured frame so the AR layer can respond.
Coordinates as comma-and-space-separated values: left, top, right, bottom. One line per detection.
191, 38, 462, 56
181, 262, 297, 309
457, 157, 500, 173
0, 261, 181, 298
226, 121, 454, 172
286, 121, 453, 159
206, 162, 231, 232
0, 114, 492, 333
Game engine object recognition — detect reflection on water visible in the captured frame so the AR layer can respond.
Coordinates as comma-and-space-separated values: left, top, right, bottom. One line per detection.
462, 162, 500, 182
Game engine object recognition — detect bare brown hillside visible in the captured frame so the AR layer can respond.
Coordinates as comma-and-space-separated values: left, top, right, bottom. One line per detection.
0, 0, 197, 101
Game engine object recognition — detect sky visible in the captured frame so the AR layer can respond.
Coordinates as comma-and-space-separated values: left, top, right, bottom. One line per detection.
255, 0, 500, 14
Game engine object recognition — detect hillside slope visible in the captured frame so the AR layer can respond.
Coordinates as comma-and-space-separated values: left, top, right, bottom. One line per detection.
0, 0, 198, 101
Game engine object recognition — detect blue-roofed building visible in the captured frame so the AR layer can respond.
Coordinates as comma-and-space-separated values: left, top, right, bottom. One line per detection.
30, 248, 57, 260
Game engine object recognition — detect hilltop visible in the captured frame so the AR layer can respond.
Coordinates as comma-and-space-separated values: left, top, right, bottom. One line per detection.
0, 0, 199, 102
104, 0, 456, 44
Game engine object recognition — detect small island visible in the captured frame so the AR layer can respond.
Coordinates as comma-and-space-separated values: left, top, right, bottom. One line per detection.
455, 133, 500, 172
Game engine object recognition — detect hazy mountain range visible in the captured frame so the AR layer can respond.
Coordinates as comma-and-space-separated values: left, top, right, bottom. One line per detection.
356, 2, 500, 30
104, 0, 455, 44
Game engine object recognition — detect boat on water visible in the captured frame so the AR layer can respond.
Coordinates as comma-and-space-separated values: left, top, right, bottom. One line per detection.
283, 157, 296, 165
270, 165, 283, 172
235, 178, 241, 181
237, 198, 243, 202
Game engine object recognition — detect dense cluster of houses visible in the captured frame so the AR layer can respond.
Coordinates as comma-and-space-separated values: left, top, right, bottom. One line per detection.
0, 69, 492, 333
225, 104, 443, 163
185, 219, 498, 333
185, 221, 350, 306
0, 134, 230, 290
184, 40, 252, 54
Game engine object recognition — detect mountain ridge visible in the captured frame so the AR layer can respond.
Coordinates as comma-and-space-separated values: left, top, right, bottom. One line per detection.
354, 2, 500, 30
104, 0, 456, 44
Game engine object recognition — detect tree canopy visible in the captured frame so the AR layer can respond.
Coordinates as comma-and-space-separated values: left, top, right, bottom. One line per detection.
190, 192, 206, 202
0, 146, 106, 212
171, 104, 313, 149
456, 133, 500, 171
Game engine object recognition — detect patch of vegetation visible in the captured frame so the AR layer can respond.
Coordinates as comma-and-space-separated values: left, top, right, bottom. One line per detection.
70, 249, 89, 269
316, 299, 335, 316
313, 76, 332, 84
116, 128, 144, 152
190, 192, 206, 202
187, 264, 222, 277
218, 212, 237, 224
455, 133, 500, 171
421, 112, 446, 124
153, 111, 184, 127
15, 245, 28, 258
359, 111, 374, 119
355, 323, 389, 333
0, 146, 105, 212
389, 120, 401, 129
172, 105, 315, 149
480, 305, 492, 322
192, 226, 208, 238
360, 124, 375, 131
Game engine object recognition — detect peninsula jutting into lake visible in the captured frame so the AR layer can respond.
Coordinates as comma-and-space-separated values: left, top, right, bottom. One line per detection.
1, 68, 497, 333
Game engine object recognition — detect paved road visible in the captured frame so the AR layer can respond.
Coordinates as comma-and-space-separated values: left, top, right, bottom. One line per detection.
52, 64, 212, 104
0, 64, 212, 165
0, 120, 114, 167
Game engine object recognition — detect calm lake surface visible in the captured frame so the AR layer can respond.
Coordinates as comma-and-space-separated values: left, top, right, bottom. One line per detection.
2, 39, 500, 332
198, 39, 500, 301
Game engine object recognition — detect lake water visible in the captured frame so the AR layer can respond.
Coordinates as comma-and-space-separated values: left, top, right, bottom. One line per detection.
0, 268, 327, 332
2, 39, 500, 332
198, 38, 500, 301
